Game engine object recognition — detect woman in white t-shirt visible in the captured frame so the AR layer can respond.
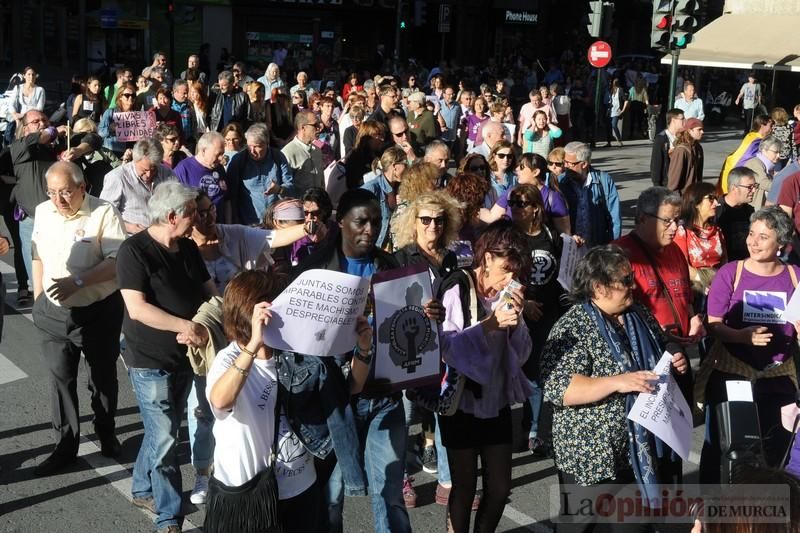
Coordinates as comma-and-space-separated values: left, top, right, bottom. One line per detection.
205, 270, 373, 533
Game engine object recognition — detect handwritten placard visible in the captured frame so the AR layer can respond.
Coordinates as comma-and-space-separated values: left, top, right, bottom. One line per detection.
113, 110, 156, 142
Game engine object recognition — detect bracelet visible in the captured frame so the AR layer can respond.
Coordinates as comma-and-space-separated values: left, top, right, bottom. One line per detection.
230, 362, 249, 377
240, 346, 256, 359
354, 347, 374, 365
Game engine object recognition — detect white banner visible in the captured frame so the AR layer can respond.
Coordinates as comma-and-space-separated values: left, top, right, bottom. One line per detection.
627, 352, 693, 461
263, 269, 370, 357
373, 264, 441, 390
557, 233, 587, 291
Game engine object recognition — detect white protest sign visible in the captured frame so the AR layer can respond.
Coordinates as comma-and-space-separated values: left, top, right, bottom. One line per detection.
373, 264, 441, 390
627, 352, 693, 461
263, 269, 370, 357
780, 286, 800, 324
113, 110, 157, 142
557, 233, 587, 291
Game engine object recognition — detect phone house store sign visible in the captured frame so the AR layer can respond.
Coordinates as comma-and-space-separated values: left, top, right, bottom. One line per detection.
504, 10, 538, 24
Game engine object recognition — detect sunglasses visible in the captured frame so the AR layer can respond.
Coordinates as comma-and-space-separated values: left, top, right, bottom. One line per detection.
508, 199, 532, 208
392, 129, 409, 137
418, 215, 446, 227
120, 93, 135, 99
548, 160, 564, 167
304, 209, 321, 218
703, 194, 719, 203
495, 152, 513, 160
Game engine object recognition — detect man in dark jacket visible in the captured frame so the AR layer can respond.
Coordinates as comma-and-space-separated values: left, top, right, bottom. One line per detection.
649, 108, 684, 187
207, 70, 250, 132
11, 109, 101, 283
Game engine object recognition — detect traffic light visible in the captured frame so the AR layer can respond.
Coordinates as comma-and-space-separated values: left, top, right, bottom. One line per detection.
414, 0, 427, 27
586, 1, 603, 38
650, 0, 672, 51
400, 20, 407, 29
671, 0, 699, 49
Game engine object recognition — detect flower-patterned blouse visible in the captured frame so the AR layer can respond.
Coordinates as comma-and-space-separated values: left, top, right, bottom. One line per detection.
540, 302, 668, 486
673, 224, 726, 270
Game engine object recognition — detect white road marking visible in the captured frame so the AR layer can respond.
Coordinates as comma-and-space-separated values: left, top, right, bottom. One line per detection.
0, 351, 27, 384
78, 436, 202, 532
503, 504, 553, 532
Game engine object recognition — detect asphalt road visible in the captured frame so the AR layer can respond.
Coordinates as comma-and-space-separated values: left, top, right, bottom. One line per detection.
0, 128, 743, 532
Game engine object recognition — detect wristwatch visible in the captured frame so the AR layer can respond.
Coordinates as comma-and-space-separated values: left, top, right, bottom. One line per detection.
73, 275, 84, 288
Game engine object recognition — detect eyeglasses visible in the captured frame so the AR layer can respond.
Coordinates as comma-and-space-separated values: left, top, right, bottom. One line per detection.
495, 152, 513, 160
735, 183, 760, 191
198, 204, 216, 218
548, 160, 565, 167
563, 159, 581, 167
508, 199, 532, 208
644, 212, 680, 227
304, 209, 321, 218
418, 215, 447, 227
120, 93, 135, 99
46, 189, 76, 200
392, 129, 409, 137
468, 165, 486, 172
304, 122, 320, 129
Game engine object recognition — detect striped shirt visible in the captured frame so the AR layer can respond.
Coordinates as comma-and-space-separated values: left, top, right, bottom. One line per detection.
99, 162, 176, 228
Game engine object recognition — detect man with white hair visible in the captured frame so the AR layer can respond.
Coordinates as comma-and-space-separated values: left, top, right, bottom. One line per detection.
290, 71, 316, 100
470, 121, 504, 159
101, 138, 176, 234
116, 181, 217, 533
174, 132, 231, 222
31, 161, 128, 475
180, 54, 206, 83
257, 63, 285, 103
424, 140, 450, 186
228, 123, 295, 224
559, 141, 621, 247
282, 110, 324, 195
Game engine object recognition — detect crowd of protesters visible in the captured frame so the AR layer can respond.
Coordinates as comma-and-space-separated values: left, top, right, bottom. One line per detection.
3, 48, 800, 533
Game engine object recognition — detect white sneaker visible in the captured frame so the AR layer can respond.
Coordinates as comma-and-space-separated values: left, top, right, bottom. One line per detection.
190, 474, 209, 504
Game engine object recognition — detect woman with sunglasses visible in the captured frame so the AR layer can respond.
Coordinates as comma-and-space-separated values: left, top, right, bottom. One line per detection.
291, 90, 308, 115
98, 81, 137, 161
486, 141, 517, 208
520, 110, 562, 159
546, 147, 567, 187
702, 207, 800, 483
674, 182, 726, 308
457, 153, 490, 183
154, 122, 187, 169
392, 190, 464, 509
542, 245, 688, 527
508, 185, 568, 457
482, 153, 571, 235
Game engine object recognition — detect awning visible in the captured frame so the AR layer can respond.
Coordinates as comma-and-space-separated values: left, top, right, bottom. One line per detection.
659, 13, 800, 72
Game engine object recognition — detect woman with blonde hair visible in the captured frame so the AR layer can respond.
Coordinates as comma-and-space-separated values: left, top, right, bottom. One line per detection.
388, 161, 440, 250
345, 119, 387, 188
361, 146, 408, 250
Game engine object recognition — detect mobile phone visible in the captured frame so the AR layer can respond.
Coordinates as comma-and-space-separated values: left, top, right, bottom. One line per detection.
308, 220, 319, 235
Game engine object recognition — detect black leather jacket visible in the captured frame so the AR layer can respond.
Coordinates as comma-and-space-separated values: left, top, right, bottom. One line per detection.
207, 88, 250, 132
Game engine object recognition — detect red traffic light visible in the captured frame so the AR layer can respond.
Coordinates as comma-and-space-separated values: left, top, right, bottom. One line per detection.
167, 2, 174, 12
656, 15, 671, 29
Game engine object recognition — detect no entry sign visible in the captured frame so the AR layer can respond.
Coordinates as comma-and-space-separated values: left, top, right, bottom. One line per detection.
587, 40, 612, 68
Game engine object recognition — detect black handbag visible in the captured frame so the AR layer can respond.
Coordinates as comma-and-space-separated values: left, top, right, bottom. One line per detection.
204, 360, 285, 533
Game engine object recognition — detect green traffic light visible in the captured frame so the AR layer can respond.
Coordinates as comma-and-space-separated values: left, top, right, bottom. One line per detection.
400, 20, 407, 29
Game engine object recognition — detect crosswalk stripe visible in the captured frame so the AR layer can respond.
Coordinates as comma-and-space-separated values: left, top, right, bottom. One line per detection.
0, 351, 27, 385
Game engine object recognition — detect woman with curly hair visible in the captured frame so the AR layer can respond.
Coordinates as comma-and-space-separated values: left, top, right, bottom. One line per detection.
446, 172, 490, 244
388, 161, 439, 250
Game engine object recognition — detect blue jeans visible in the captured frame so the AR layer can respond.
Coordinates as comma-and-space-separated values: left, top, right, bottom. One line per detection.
527, 378, 543, 439
187, 375, 214, 470
326, 395, 410, 533
129, 367, 192, 530
434, 413, 451, 485
18, 215, 34, 283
